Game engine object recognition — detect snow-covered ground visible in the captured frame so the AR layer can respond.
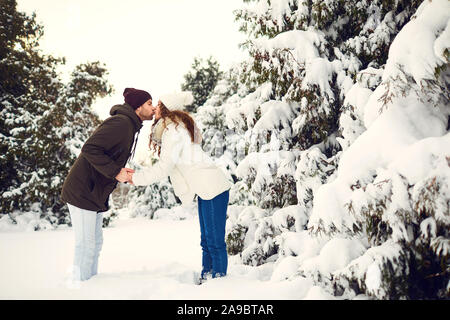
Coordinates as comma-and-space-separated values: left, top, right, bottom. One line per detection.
0, 209, 337, 300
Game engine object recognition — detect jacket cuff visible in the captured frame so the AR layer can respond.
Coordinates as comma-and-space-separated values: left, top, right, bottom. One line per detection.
110, 165, 122, 180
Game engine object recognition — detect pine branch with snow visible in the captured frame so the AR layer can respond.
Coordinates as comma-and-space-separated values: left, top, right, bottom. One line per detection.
0, 1, 113, 227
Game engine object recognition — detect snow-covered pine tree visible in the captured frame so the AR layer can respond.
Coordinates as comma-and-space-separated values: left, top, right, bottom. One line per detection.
0, 0, 112, 228
0, 0, 56, 214
181, 56, 223, 113
195, 64, 248, 188
126, 176, 178, 219
306, 0, 449, 299
222, 0, 424, 274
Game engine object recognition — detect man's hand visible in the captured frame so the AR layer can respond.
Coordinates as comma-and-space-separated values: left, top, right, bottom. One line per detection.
115, 168, 135, 183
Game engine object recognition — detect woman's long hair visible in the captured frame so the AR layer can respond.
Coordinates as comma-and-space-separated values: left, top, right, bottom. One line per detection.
149, 102, 195, 157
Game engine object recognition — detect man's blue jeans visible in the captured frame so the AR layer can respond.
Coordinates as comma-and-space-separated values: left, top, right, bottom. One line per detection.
198, 190, 229, 279
68, 203, 103, 281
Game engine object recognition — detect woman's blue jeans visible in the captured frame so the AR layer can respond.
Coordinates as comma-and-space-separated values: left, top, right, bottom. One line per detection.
197, 190, 229, 279
68, 203, 103, 281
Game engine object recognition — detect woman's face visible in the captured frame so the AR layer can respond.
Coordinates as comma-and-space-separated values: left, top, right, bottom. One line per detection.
154, 101, 162, 120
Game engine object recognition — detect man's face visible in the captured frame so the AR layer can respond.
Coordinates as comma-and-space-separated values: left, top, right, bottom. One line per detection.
135, 99, 155, 121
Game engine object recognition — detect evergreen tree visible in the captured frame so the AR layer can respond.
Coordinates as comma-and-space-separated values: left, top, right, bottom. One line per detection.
181, 56, 223, 112
233, 0, 421, 152
0, 0, 112, 227
127, 176, 178, 219
213, 0, 450, 300
195, 63, 252, 205
313, 0, 450, 299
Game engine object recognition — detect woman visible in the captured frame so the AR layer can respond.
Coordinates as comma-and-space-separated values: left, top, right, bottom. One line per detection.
129, 91, 233, 281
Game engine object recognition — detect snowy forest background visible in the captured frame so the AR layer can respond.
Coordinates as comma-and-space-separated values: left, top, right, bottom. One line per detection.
1, 0, 449, 300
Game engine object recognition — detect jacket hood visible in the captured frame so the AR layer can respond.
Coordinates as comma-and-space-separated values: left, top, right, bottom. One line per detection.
110, 103, 143, 132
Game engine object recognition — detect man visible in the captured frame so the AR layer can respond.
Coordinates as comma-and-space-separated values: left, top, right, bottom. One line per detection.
61, 87, 155, 281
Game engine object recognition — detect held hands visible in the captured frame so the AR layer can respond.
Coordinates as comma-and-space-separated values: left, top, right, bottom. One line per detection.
115, 168, 135, 184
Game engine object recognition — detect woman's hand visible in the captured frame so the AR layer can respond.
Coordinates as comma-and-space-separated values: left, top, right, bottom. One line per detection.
127, 171, 135, 185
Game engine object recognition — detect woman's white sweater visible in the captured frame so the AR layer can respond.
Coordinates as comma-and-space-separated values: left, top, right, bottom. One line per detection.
132, 122, 233, 205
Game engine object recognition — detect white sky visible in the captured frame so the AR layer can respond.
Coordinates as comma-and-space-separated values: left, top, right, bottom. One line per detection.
17, 0, 247, 119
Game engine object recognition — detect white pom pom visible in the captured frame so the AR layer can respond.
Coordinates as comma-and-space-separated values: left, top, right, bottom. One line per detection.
160, 91, 194, 111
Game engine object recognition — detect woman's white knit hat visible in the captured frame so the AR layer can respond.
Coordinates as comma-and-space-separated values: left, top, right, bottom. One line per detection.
159, 91, 194, 111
